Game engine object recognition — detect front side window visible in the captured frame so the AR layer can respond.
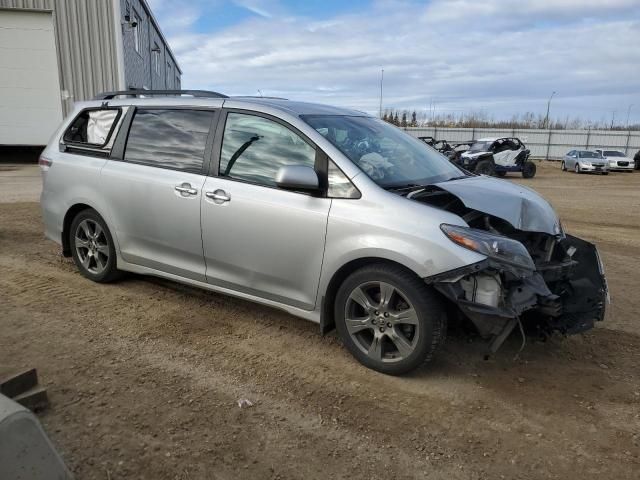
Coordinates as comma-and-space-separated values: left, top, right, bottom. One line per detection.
124, 109, 214, 172
303, 115, 462, 188
219, 113, 316, 187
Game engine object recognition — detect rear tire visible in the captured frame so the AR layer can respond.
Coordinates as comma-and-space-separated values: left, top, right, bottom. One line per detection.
334, 264, 446, 375
475, 159, 495, 176
70, 209, 122, 283
522, 161, 536, 178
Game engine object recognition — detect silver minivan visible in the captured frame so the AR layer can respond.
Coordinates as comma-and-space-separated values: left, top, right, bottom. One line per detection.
40, 90, 608, 375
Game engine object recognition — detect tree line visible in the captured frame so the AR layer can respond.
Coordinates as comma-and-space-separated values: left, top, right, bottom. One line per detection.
382, 109, 639, 130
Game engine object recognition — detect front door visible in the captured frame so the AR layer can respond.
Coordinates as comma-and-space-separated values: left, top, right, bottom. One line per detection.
201, 111, 331, 310
101, 108, 217, 281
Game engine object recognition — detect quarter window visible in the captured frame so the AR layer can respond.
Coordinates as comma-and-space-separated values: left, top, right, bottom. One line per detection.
328, 161, 360, 198
63, 108, 121, 148
124, 109, 214, 172
219, 113, 316, 187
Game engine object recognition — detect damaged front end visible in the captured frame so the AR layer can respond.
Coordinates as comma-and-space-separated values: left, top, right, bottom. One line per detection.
413, 178, 608, 353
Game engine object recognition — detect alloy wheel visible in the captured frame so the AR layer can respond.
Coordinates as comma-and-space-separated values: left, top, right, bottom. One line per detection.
344, 281, 420, 363
74, 219, 110, 274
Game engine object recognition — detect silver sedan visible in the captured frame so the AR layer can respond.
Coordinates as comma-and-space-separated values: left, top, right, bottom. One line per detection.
562, 150, 609, 174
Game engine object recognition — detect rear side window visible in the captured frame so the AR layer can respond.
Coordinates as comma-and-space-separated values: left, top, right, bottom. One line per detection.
219, 113, 316, 187
124, 109, 214, 173
63, 108, 121, 148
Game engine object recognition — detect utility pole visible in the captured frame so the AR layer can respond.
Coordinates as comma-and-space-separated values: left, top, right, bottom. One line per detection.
626, 104, 634, 129
544, 91, 556, 129
379, 68, 384, 119
610, 110, 616, 130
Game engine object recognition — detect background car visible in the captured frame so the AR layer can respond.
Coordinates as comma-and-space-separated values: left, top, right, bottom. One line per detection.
458, 137, 536, 178
594, 149, 634, 172
562, 150, 609, 174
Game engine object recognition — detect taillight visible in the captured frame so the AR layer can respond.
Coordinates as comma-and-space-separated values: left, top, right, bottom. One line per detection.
39, 155, 52, 170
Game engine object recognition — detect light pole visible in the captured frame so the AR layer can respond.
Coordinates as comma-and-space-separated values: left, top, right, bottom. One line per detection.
379, 68, 384, 119
544, 91, 556, 129
626, 104, 634, 129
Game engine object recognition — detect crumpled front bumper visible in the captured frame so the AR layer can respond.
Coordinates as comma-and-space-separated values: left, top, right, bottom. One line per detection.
426, 234, 608, 348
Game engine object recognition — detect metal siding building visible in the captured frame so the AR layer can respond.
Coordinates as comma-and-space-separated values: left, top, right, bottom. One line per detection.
0, 0, 181, 145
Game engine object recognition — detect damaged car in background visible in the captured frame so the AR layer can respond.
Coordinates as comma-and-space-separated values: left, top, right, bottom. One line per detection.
41, 94, 608, 376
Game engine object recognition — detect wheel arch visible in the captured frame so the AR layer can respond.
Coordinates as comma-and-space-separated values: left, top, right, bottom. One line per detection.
61, 203, 102, 256
319, 257, 423, 335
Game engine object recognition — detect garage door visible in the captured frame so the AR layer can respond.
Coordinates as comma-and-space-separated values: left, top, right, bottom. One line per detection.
0, 9, 63, 145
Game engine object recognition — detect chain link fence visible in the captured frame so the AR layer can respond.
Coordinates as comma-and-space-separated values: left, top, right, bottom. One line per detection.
402, 127, 640, 160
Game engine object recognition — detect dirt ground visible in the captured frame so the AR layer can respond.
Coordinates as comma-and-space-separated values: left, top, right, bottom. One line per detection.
1, 161, 638, 479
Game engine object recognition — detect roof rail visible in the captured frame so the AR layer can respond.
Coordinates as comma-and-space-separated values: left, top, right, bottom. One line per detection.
95, 90, 228, 100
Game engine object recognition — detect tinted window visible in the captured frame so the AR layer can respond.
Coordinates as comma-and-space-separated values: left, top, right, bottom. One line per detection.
604, 151, 624, 157
578, 151, 599, 159
124, 109, 214, 172
220, 113, 316, 187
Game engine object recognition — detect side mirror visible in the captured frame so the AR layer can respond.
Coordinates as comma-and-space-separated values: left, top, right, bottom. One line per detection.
275, 165, 320, 192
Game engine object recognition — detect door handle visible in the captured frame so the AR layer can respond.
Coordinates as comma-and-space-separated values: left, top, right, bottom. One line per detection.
175, 184, 198, 196
205, 189, 231, 203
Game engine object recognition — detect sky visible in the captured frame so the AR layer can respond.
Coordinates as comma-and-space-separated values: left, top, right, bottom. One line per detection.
147, 0, 640, 124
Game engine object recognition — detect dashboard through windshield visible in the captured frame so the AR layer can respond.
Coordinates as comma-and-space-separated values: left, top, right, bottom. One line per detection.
302, 115, 465, 188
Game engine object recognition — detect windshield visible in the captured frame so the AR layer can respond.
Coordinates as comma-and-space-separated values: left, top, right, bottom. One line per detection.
579, 151, 600, 159
468, 141, 492, 153
603, 151, 624, 157
302, 115, 464, 187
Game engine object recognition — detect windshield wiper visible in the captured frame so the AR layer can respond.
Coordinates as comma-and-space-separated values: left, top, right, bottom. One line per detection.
439, 175, 470, 182
383, 183, 425, 192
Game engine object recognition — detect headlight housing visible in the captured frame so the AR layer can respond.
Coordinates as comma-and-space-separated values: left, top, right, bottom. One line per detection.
441, 224, 535, 270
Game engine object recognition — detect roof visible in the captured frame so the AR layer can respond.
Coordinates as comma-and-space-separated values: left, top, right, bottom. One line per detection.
229, 97, 368, 116
94, 94, 370, 117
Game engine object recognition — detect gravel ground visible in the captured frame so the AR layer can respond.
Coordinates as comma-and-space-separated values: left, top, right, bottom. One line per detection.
0, 161, 639, 479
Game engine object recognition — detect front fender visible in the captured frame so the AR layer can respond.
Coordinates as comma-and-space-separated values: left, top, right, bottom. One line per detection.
318, 193, 486, 296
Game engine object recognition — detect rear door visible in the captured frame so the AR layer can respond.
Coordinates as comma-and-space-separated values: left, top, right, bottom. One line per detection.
101, 106, 218, 281
200, 110, 331, 310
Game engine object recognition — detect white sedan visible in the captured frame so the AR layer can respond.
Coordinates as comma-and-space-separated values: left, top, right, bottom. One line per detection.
595, 149, 635, 172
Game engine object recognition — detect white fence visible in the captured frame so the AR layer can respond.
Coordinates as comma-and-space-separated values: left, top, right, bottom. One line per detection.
401, 127, 640, 160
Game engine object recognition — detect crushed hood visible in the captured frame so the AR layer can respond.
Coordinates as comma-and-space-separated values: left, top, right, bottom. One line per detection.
433, 176, 561, 235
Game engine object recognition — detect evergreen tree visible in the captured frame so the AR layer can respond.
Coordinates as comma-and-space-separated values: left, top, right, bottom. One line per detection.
401, 112, 408, 127
411, 111, 417, 127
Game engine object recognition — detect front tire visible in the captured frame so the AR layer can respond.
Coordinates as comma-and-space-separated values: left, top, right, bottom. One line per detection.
522, 161, 536, 178
475, 159, 495, 176
70, 209, 121, 283
575, 163, 581, 174
561, 161, 566, 171
335, 264, 446, 375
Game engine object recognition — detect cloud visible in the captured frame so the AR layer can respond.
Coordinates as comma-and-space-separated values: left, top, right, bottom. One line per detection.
156, 0, 640, 120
